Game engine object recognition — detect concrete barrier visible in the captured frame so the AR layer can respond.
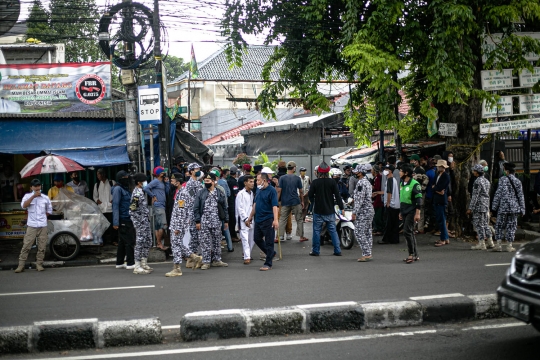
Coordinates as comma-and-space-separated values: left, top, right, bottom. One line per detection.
362, 301, 423, 329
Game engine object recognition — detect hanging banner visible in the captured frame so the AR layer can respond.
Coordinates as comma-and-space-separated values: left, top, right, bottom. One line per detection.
480, 118, 540, 134
0, 62, 111, 114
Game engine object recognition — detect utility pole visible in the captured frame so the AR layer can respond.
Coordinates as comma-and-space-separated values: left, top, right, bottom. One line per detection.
154, 0, 171, 171
122, 0, 140, 172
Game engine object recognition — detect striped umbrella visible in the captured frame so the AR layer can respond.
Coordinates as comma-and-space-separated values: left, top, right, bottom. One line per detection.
19, 154, 84, 178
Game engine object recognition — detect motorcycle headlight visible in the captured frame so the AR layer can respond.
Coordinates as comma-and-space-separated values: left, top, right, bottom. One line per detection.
509, 257, 516, 274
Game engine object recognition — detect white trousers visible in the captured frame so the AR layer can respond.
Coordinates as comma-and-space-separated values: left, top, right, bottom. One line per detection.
239, 225, 255, 260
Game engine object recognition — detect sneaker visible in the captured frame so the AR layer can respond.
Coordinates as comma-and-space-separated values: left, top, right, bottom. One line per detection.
125, 264, 136, 270
286, 234, 292, 240
115, 264, 126, 269
201, 263, 211, 270
211, 260, 229, 267
243, 259, 251, 265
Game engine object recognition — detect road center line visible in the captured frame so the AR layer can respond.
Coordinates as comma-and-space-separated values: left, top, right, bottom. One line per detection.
409, 293, 464, 300
0, 285, 155, 297
485, 263, 511, 267
32, 329, 439, 360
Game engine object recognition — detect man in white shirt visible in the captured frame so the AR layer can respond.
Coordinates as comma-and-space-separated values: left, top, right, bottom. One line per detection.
93, 168, 116, 244
67, 171, 89, 197
15, 179, 53, 273
236, 175, 255, 264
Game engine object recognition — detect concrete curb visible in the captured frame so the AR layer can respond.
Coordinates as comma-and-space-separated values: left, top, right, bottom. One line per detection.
180, 294, 505, 342
0, 317, 162, 354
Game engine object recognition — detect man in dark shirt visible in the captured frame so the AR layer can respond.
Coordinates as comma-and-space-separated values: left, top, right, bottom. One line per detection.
112, 171, 135, 270
308, 161, 344, 256
433, 160, 450, 246
246, 173, 279, 271
278, 161, 306, 242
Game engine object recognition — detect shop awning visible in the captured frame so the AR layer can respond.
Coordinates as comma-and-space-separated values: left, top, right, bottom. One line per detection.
0, 119, 130, 166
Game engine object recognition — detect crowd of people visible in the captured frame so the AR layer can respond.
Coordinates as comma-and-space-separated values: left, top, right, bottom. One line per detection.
12, 150, 529, 274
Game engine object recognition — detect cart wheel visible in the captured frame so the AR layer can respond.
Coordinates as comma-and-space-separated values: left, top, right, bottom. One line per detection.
49, 232, 80, 261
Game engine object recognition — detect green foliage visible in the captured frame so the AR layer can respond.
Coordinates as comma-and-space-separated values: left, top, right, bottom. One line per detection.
26, 0, 55, 41
232, 153, 252, 166
137, 56, 190, 86
397, 115, 428, 144
254, 152, 280, 171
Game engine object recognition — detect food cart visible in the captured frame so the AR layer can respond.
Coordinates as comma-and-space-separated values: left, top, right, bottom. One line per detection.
0, 189, 110, 261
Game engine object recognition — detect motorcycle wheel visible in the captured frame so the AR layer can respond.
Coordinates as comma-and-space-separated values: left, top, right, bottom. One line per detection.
340, 227, 354, 250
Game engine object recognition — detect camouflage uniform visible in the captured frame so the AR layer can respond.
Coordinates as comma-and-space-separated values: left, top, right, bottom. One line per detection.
130, 187, 152, 261
353, 177, 375, 257
185, 177, 202, 253
469, 175, 491, 241
492, 174, 525, 243
169, 187, 194, 264
199, 190, 223, 264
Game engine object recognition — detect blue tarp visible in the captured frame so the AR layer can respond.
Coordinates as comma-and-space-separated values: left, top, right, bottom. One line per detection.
0, 119, 129, 166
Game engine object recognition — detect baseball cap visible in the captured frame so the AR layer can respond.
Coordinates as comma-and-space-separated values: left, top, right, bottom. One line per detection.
153, 166, 165, 176
299, 167, 307, 172
409, 154, 420, 161
53, 174, 63, 181
230, 166, 238, 174
30, 178, 41, 186
287, 161, 296, 168
206, 173, 217, 181
363, 163, 372, 172
261, 167, 274, 174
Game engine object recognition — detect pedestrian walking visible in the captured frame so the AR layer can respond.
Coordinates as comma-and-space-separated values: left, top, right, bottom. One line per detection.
193, 173, 229, 270
399, 166, 422, 263
492, 162, 526, 252
246, 173, 279, 271
185, 163, 203, 266
467, 165, 493, 250
433, 160, 451, 247
130, 173, 153, 275
278, 161, 307, 242
371, 165, 384, 236
236, 175, 255, 264
352, 165, 374, 262
379, 165, 400, 245
166, 174, 203, 277
299, 167, 311, 222
307, 161, 344, 256
14, 178, 52, 273
112, 171, 135, 270
143, 166, 170, 250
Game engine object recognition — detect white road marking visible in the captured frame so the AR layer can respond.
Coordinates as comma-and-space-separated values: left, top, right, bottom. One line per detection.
33, 329, 438, 360
0, 285, 155, 297
409, 293, 464, 300
462, 322, 527, 331
485, 263, 511, 267
161, 325, 180, 330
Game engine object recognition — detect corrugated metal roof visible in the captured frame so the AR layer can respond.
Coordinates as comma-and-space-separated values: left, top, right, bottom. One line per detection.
203, 120, 263, 145
209, 136, 245, 146
0, 109, 124, 119
241, 112, 343, 135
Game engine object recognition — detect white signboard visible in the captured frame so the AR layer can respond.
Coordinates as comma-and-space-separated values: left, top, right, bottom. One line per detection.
482, 96, 513, 118
483, 32, 540, 63
138, 84, 162, 125
480, 118, 540, 134
481, 69, 513, 90
438, 123, 457, 137
519, 94, 540, 115
519, 67, 540, 88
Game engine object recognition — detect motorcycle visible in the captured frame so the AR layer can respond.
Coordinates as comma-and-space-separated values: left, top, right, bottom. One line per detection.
321, 200, 356, 250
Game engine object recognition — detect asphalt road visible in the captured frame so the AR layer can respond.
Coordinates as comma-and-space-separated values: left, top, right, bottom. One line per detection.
4, 318, 539, 360
0, 223, 517, 327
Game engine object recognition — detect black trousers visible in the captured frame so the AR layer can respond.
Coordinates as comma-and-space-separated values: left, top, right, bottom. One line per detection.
403, 211, 418, 257
116, 219, 135, 266
228, 199, 238, 238
382, 207, 400, 244
254, 218, 276, 268
103, 212, 118, 244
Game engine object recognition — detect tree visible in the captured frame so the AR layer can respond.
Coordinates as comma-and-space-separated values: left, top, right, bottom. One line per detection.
26, 0, 55, 42
222, 0, 540, 235
137, 55, 189, 85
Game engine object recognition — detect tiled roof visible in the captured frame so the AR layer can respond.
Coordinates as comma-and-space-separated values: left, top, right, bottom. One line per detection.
203, 120, 264, 145
174, 46, 281, 82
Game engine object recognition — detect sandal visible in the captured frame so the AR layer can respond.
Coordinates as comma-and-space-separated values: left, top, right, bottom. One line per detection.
434, 240, 448, 247
405, 255, 415, 264
357, 256, 373, 262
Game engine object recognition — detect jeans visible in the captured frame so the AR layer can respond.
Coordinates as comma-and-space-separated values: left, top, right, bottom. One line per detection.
254, 218, 276, 267
222, 221, 233, 251
434, 203, 449, 241
312, 213, 341, 255
116, 219, 135, 266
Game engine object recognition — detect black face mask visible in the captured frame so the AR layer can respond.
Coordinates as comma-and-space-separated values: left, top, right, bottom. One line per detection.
204, 182, 212, 189
119, 178, 129, 188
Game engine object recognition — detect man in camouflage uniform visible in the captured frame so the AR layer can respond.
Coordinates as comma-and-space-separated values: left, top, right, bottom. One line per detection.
352, 164, 375, 262
185, 163, 203, 268
165, 174, 203, 277
492, 162, 526, 252
130, 173, 153, 275
193, 173, 229, 270
467, 164, 493, 250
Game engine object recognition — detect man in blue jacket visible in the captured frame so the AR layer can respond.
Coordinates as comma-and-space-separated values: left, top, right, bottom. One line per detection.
112, 171, 135, 269
143, 166, 170, 250
433, 160, 450, 247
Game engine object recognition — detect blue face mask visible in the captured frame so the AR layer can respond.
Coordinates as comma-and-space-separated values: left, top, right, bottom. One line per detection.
195, 171, 201, 177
